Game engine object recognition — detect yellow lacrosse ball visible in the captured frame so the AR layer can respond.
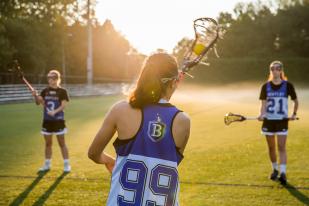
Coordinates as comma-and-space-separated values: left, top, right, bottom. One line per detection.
193, 43, 205, 55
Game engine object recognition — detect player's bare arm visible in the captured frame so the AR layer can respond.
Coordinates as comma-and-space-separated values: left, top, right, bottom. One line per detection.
88, 103, 119, 173
291, 98, 299, 120
172, 112, 191, 154
258, 100, 266, 121
32, 91, 44, 105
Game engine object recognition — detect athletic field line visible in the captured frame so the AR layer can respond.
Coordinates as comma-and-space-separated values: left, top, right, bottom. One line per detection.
1, 174, 308, 190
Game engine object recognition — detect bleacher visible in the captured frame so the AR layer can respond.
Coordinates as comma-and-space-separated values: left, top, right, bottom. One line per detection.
0, 83, 129, 104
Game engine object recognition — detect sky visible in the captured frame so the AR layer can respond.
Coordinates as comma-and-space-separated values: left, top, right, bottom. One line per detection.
95, 0, 257, 55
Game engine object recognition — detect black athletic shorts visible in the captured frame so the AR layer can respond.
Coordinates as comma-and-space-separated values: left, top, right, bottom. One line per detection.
41, 120, 67, 135
261, 119, 288, 135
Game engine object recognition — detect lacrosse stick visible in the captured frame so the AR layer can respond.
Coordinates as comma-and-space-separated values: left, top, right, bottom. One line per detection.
224, 112, 299, 126
8, 60, 51, 111
8, 60, 35, 92
180, 17, 220, 78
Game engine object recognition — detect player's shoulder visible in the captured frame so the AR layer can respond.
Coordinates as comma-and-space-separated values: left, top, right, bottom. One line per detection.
40, 87, 49, 94
57, 86, 68, 92
262, 81, 269, 87
260, 82, 268, 91
42, 87, 49, 91
286, 81, 294, 87
39, 88, 45, 97
110, 100, 135, 114
174, 111, 190, 126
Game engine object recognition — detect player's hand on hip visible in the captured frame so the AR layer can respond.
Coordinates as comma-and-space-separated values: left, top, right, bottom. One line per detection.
258, 114, 265, 121
290, 114, 297, 120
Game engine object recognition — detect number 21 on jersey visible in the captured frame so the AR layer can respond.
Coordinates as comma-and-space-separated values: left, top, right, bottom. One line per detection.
267, 98, 286, 114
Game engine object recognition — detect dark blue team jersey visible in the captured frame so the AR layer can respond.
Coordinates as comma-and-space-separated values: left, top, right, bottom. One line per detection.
40, 87, 69, 121
107, 103, 183, 206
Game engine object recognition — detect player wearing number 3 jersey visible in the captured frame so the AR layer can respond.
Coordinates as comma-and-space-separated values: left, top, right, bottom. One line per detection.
88, 52, 190, 206
258, 61, 298, 185
32, 70, 71, 172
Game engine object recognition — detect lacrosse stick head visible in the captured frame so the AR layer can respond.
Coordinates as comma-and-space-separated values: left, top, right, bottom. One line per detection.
181, 17, 219, 74
224, 112, 246, 125
7, 60, 24, 78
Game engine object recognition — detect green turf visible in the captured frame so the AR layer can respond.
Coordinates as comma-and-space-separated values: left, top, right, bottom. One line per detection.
0, 84, 308, 206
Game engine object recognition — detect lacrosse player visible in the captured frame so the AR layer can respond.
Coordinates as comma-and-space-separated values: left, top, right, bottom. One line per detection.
88, 52, 190, 205
258, 61, 298, 185
32, 70, 71, 172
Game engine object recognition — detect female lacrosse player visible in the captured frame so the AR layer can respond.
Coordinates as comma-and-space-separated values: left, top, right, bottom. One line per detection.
258, 61, 298, 185
88, 52, 190, 205
32, 70, 71, 172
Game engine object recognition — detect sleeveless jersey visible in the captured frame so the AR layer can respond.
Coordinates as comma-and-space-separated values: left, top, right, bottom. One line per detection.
107, 103, 183, 206
265, 81, 288, 120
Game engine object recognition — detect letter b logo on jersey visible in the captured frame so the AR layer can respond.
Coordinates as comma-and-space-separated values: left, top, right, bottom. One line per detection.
148, 115, 166, 142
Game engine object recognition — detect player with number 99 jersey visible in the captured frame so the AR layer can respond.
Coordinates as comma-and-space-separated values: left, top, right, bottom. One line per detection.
88, 52, 191, 206
108, 103, 182, 206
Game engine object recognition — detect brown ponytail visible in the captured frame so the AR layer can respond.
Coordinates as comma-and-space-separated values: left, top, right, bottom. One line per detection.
129, 52, 178, 108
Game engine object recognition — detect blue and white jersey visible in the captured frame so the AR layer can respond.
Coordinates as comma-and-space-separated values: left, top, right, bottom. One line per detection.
265, 81, 288, 120
107, 103, 183, 206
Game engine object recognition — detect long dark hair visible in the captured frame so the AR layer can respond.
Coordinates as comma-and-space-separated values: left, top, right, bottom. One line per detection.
129, 52, 179, 108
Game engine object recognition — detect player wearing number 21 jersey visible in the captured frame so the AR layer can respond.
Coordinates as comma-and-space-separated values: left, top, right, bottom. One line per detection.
258, 61, 298, 185
88, 52, 191, 206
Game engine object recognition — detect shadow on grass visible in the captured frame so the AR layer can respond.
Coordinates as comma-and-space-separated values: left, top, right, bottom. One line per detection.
284, 182, 309, 205
32, 172, 68, 206
181, 181, 309, 190
9, 171, 48, 206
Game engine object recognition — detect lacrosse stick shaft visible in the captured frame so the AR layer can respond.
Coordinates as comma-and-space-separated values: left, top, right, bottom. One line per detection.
245, 117, 258, 120
246, 117, 299, 121
11, 61, 51, 112
21, 76, 35, 92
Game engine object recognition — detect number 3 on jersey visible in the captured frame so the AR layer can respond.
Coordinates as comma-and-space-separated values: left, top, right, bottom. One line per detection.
118, 159, 178, 206
47, 101, 55, 111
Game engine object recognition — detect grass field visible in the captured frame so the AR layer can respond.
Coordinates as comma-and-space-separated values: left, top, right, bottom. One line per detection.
0, 83, 308, 206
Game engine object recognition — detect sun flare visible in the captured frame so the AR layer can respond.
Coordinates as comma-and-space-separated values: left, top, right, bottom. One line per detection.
95, 0, 254, 55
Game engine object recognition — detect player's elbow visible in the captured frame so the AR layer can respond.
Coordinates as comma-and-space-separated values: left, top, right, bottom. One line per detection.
88, 150, 98, 162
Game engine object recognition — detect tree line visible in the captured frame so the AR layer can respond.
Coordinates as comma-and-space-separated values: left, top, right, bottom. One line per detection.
1, 0, 308, 84
173, 0, 309, 83
0, 0, 144, 84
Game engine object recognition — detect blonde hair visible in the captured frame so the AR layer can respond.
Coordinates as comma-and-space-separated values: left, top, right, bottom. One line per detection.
267, 60, 288, 81
48, 70, 61, 86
